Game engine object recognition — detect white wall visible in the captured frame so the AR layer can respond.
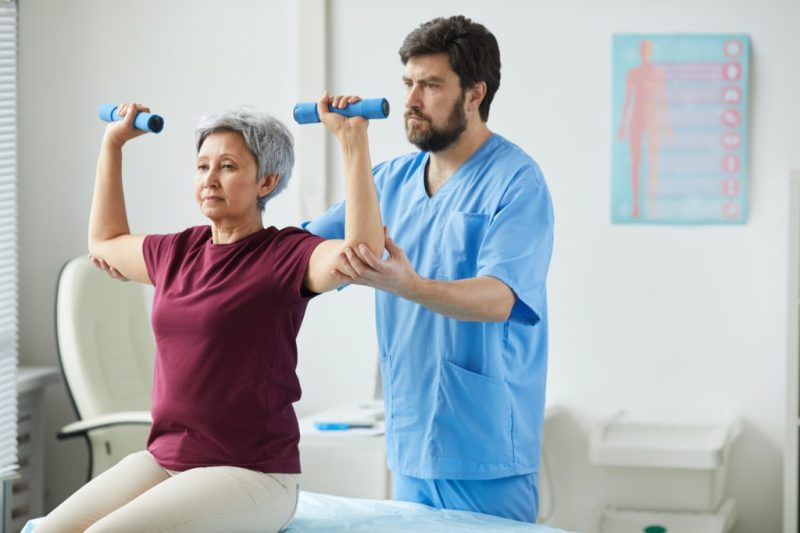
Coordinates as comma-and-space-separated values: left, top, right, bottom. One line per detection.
17, 0, 799, 531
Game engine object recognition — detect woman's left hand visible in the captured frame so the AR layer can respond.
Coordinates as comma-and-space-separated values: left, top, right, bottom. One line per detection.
317, 92, 368, 141
89, 254, 130, 281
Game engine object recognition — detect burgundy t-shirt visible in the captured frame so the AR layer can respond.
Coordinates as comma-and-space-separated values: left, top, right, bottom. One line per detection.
142, 225, 325, 473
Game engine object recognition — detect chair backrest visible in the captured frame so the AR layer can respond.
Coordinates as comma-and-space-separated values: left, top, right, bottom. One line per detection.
55, 256, 155, 421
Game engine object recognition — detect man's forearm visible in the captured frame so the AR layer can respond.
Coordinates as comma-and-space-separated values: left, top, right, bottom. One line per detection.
403, 276, 515, 322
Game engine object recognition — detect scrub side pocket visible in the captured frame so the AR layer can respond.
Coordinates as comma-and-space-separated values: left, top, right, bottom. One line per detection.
433, 359, 513, 465
438, 211, 490, 279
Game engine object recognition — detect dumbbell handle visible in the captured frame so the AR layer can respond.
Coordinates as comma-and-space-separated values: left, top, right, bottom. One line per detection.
98, 104, 165, 134
293, 98, 390, 124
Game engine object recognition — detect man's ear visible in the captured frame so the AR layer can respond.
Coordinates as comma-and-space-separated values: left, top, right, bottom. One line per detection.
259, 174, 280, 197
466, 81, 487, 113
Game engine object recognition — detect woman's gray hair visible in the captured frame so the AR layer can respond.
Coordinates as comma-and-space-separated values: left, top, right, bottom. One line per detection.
195, 107, 294, 212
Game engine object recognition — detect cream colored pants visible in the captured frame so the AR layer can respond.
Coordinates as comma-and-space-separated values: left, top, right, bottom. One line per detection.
36, 451, 299, 533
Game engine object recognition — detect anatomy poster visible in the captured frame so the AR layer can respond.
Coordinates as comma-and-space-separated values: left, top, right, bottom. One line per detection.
612, 34, 750, 224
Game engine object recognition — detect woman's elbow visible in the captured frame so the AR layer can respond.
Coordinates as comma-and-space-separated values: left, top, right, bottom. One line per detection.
88, 239, 101, 257
342, 239, 384, 259
88, 238, 113, 261
365, 239, 386, 258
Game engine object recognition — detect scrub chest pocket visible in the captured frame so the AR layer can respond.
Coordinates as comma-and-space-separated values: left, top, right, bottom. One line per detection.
438, 211, 490, 279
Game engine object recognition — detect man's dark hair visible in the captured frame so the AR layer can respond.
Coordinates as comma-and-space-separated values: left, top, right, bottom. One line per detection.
398, 15, 501, 122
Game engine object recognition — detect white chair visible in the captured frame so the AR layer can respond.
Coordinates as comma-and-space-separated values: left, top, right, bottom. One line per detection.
55, 256, 154, 480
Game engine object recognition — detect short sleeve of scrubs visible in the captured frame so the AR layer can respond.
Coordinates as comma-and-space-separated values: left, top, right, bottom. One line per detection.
300, 162, 389, 239
477, 166, 553, 326
300, 201, 345, 240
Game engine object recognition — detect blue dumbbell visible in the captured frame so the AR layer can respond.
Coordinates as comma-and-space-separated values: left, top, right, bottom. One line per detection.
98, 104, 165, 134
293, 98, 390, 124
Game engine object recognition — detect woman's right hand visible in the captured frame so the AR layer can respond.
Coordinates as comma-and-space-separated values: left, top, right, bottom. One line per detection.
317, 92, 369, 143
103, 102, 151, 148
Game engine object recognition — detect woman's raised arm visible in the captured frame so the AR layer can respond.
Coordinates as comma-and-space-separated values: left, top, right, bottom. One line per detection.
87, 102, 151, 284
304, 93, 385, 294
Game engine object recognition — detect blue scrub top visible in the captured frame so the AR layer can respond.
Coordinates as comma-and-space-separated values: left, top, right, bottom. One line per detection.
302, 133, 554, 480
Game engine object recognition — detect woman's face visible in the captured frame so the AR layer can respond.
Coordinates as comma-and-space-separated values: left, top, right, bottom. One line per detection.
194, 131, 274, 222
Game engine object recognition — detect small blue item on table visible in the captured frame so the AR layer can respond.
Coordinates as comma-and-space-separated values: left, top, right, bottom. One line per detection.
313, 422, 375, 431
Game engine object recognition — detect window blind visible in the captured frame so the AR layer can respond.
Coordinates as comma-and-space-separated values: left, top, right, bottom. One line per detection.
0, 0, 18, 482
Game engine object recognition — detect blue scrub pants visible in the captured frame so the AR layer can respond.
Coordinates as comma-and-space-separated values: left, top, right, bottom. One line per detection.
392, 472, 539, 523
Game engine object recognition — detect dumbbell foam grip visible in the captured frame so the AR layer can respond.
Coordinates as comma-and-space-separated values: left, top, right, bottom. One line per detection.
293, 98, 390, 124
98, 104, 165, 134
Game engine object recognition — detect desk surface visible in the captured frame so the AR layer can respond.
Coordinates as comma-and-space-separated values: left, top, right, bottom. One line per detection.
299, 401, 386, 444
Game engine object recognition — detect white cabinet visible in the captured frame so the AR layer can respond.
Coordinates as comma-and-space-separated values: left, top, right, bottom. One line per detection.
298, 401, 391, 500
787, 171, 800, 533
12, 367, 59, 532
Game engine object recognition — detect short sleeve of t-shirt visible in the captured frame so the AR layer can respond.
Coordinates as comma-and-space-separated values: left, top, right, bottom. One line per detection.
300, 161, 389, 239
266, 227, 327, 301
143, 232, 183, 287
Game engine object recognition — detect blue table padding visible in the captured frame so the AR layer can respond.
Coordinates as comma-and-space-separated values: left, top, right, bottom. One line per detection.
23, 491, 573, 532
286, 491, 571, 532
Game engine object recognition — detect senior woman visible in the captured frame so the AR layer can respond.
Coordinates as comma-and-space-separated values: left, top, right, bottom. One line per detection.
36, 94, 383, 533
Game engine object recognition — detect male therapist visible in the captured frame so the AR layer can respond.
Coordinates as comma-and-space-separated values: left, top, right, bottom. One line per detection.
305, 16, 554, 523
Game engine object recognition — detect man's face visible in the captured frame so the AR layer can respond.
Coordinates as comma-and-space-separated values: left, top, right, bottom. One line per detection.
403, 53, 468, 152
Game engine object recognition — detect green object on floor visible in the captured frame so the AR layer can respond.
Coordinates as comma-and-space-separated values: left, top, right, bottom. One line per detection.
644, 526, 666, 533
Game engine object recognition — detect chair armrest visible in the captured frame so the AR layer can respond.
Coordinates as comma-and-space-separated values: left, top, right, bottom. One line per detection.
58, 411, 152, 439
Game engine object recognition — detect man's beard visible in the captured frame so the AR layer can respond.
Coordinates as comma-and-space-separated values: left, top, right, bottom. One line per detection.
404, 92, 467, 153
